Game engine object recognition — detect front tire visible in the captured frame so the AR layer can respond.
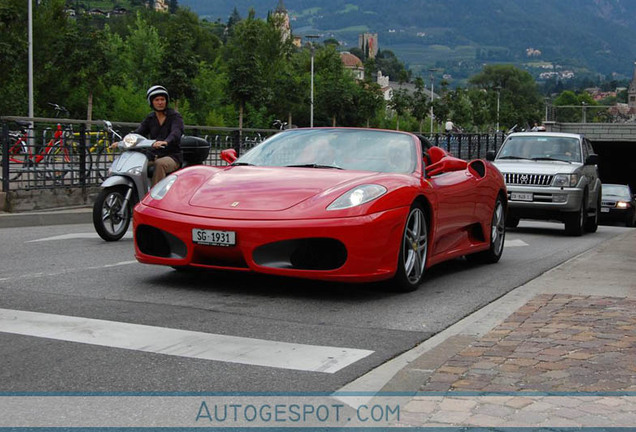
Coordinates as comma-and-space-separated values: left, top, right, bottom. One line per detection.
565, 200, 585, 236
505, 215, 519, 228
584, 192, 600, 233
93, 186, 132, 241
392, 203, 428, 292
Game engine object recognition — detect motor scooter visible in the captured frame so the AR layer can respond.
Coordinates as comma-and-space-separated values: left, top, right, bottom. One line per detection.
93, 121, 210, 241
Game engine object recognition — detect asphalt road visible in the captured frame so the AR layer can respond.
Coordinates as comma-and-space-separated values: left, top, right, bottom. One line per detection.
0, 220, 628, 393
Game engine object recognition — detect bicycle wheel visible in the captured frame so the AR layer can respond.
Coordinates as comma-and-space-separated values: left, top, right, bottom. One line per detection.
96, 144, 116, 181
1, 136, 29, 181
68, 140, 93, 182
44, 142, 74, 181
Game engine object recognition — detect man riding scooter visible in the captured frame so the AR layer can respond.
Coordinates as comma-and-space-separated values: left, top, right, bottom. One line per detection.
134, 85, 184, 186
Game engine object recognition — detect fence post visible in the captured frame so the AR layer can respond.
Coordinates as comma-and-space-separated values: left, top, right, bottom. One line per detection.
2, 121, 9, 193
79, 123, 87, 199
233, 129, 241, 157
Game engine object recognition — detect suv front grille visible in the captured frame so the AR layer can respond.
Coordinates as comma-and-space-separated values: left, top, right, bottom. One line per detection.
602, 200, 616, 207
504, 173, 553, 186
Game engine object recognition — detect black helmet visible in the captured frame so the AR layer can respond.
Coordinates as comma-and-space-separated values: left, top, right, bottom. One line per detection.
146, 85, 169, 106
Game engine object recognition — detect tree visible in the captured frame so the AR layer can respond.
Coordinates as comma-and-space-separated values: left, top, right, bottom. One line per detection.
388, 88, 412, 131
314, 45, 358, 126
411, 77, 430, 132
0, 0, 28, 116
169, 0, 178, 14
469, 64, 543, 130
223, 9, 275, 128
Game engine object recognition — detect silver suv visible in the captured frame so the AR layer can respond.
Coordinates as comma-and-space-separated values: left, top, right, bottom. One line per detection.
487, 132, 601, 236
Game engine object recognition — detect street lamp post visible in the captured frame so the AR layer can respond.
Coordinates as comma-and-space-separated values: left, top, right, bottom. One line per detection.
306, 35, 320, 128
428, 68, 438, 133
494, 86, 501, 132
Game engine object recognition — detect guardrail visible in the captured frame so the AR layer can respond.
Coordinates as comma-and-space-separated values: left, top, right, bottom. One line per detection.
1, 117, 276, 192
2, 117, 505, 193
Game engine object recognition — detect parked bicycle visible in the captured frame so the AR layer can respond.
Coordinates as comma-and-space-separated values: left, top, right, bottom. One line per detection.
8, 103, 85, 183
1, 120, 32, 182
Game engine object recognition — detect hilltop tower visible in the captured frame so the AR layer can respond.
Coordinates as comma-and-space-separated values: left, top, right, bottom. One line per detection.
358, 33, 378, 59
273, 0, 291, 42
629, 61, 636, 109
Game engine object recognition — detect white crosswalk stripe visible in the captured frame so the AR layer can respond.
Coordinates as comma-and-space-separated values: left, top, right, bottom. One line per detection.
504, 238, 528, 247
0, 308, 373, 373
26, 232, 133, 242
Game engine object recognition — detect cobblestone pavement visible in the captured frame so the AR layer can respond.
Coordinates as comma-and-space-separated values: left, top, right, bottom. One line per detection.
419, 294, 636, 393
393, 294, 636, 427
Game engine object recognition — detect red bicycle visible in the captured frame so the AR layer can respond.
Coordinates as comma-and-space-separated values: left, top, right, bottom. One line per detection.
4, 104, 79, 182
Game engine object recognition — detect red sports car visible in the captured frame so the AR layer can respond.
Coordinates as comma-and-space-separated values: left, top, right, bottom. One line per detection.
133, 128, 507, 291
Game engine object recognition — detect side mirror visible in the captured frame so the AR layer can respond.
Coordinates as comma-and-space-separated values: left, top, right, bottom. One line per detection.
486, 150, 496, 161
585, 154, 599, 165
220, 148, 238, 164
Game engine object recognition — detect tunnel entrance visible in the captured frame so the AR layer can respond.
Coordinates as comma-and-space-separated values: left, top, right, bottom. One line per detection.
591, 141, 636, 191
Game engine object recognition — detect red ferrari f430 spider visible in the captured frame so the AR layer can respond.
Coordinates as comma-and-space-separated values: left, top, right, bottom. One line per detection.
133, 128, 507, 291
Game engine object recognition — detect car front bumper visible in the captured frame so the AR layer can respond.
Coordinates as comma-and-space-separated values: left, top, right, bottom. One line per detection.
506, 185, 584, 213
133, 202, 410, 283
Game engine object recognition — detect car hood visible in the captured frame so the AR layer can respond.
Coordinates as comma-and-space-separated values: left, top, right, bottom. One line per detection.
188, 166, 379, 211
493, 160, 580, 175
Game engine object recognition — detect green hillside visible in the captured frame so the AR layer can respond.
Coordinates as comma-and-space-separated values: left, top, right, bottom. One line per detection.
179, 0, 636, 81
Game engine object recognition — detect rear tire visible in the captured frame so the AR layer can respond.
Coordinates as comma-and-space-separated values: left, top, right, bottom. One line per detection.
392, 203, 428, 292
468, 197, 505, 263
93, 186, 132, 241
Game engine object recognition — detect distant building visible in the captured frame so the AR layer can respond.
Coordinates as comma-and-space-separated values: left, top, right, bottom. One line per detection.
153, 0, 168, 12
376, 71, 437, 103
628, 62, 636, 109
358, 33, 378, 59
273, 0, 291, 42
340, 52, 364, 81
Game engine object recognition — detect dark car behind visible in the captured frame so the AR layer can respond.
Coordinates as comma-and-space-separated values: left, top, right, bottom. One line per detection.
600, 184, 636, 227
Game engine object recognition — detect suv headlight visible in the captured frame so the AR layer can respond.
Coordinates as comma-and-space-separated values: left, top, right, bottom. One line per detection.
552, 174, 579, 187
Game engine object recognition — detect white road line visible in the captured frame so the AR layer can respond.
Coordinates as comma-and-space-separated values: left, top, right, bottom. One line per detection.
504, 238, 528, 247
26, 232, 133, 242
0, 308, 373, 373
0, 261, 137, 282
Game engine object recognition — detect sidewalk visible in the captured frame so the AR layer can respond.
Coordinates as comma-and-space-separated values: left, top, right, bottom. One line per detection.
342, 228, 636, 428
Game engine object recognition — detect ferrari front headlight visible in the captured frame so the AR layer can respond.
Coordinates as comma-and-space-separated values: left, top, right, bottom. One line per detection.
552, 174, 579, 188
327, 184, 387, 210
150, 174, 177, 200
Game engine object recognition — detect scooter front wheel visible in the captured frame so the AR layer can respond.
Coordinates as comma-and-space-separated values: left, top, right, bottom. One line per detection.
93, 186, 132, 241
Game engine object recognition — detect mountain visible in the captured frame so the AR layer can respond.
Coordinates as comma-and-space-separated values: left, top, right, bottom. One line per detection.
179, 0, 636, 83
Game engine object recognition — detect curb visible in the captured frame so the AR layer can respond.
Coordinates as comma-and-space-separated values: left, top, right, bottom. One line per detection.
0, 206, 92, 228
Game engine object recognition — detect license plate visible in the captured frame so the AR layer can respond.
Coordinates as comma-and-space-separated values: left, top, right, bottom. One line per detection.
511, 192, 533, 201
192, 228, 236, 247
601, 207, 610, 213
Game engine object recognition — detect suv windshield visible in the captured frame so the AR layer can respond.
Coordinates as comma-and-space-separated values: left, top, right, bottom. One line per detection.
499, 136, 582, 163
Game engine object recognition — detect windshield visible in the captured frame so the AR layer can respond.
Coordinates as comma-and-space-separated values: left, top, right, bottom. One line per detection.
498, 136, 582, 163
603, 185, 631, 199
235, 129, 417, 173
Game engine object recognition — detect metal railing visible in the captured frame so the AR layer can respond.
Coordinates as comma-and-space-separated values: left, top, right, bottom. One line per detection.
2, 117, 506, 192
428, 132, 505, 159
1, 117, 276, 192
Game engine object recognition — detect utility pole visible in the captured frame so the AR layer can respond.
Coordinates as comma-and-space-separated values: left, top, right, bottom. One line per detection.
306, 35, 320, 127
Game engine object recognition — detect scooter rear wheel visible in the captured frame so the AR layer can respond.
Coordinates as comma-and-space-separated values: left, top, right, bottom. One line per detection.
93, 185, 132, 241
